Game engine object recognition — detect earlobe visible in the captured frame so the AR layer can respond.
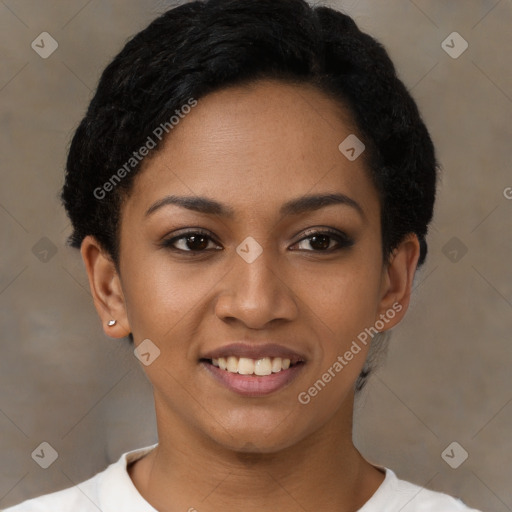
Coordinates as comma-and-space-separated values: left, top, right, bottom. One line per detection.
80, 235, 131, 338
377, 234, 421, 330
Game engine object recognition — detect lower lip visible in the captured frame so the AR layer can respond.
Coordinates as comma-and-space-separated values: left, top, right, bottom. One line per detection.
201, 361, 305, 397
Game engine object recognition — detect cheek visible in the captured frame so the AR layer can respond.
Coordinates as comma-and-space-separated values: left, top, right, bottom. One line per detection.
296, 258, 383, 342
123, 259, 218, 340
295, 266, 381, 416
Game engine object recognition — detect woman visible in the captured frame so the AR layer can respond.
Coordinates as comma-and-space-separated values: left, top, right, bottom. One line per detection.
4, 0, 482, 510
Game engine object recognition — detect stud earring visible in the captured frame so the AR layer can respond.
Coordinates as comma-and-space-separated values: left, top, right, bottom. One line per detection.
108, 320, 116, 326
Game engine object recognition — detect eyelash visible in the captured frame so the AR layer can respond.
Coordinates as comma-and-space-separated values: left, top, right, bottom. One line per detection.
159, 228, 354, 254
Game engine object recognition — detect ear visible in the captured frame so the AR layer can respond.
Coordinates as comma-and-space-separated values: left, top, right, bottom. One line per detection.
80, 235, 131, 338
377, 233, 421, 330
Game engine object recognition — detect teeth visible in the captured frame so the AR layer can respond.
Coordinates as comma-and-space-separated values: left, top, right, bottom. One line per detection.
254, 357, 272, 376
227, 356, 238, 372
238, 357, 255, 375
209, 356, 294, 375
271, 357, 282, 373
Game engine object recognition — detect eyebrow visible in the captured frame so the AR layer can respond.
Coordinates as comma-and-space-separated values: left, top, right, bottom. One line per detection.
144, 193, 365, 220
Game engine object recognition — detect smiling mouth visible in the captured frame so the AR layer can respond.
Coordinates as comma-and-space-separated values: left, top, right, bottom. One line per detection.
201, 356, 305, 376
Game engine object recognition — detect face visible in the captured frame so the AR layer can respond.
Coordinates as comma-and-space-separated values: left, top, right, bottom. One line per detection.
84, 79, 418, 453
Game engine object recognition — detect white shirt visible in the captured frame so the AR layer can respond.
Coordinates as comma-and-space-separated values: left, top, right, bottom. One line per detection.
3, 444, 482, 511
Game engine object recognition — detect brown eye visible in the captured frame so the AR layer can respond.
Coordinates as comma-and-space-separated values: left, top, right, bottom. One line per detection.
161, 231, 222, 253
183, 234, 209, 251
292, 229, 354, 252
307, 234, 331, 251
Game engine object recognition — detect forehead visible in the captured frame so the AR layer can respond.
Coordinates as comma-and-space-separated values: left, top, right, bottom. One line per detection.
123, 79, 380, 222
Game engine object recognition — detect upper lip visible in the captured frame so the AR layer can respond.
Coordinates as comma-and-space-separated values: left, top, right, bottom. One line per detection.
200, 343, 306, 364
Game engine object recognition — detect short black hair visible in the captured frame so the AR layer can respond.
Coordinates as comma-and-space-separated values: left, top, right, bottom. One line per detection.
61, 0, 439, 390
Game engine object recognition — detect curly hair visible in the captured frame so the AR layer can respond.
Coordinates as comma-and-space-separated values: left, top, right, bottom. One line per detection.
61, 0, 439, 391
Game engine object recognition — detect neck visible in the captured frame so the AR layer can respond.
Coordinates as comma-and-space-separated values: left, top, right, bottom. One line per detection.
128, 393, 384, 512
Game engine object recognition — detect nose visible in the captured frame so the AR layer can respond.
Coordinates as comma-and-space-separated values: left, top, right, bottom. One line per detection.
214, 243, 299, 329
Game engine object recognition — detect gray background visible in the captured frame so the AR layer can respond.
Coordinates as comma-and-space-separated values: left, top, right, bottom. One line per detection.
0, 1, 511, 510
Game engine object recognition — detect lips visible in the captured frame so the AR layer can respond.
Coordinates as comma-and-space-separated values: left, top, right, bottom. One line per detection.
199, 342, 307, 396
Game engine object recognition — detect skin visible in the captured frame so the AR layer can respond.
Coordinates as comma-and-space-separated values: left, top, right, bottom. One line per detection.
81, 79, 420, 512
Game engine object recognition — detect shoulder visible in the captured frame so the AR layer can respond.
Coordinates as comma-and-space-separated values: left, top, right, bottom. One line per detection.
1, 472, 104, 512
1, 444, 158, 512
360, 467, 483, 512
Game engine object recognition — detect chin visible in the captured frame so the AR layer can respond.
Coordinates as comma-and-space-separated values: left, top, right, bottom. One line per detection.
223, 436, 298, 455
207, 419, 304, 454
